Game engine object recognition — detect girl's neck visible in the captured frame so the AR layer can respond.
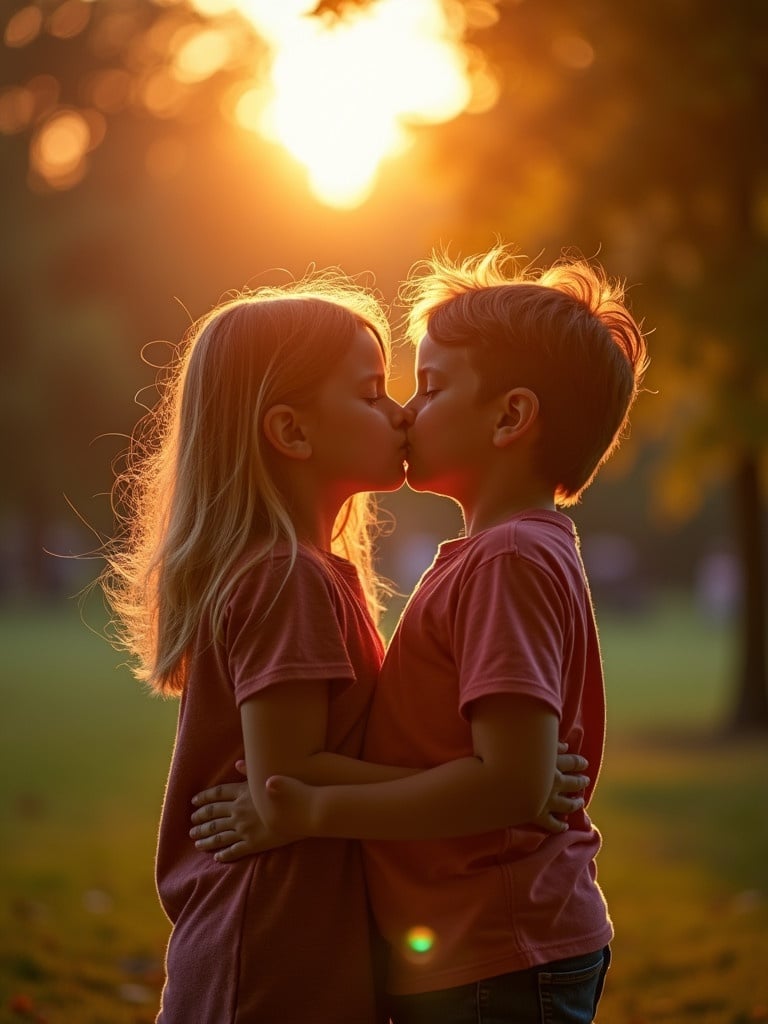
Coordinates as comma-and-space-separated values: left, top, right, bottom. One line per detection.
281, 486, 342, 554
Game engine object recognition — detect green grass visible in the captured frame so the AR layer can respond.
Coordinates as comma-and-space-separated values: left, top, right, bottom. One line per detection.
1, 597, 766, 1023
0, 602, 176, 1023
597, 595, 736, 733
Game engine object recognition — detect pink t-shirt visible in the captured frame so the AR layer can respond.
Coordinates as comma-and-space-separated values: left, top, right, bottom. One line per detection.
155, 545, 385, 1024
363, 510, 613, 995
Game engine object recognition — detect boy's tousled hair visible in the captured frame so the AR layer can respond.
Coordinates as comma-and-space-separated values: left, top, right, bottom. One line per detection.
100, 273, 392, 696
403, 245, 649, 506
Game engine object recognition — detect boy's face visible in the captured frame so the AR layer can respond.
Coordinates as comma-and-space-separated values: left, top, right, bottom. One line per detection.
404, 333, 496, 501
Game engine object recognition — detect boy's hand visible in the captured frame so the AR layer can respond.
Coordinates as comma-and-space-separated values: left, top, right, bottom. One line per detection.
535, 742, 589, 834
190, 764, 299, 862
263, 774, 320, 836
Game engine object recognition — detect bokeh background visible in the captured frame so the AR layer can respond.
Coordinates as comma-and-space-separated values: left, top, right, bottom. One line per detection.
1, 1, 766, 1021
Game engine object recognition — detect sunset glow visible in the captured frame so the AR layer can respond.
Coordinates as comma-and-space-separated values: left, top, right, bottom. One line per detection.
0, 0, 498, 198
194, 0, 497, 208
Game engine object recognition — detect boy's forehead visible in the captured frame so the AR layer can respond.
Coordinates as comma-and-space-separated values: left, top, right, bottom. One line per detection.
415, 332, 467, 373
415, 332, 441, 365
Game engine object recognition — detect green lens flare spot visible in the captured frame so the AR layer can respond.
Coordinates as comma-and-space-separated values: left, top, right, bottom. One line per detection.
405, 926, 435, 954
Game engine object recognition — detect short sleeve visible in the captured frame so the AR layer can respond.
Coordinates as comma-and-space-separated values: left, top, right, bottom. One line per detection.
454, 552, 566, 720
224, 554, 356, 707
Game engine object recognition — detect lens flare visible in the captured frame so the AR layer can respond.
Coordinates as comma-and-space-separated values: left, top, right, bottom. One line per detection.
403, 925, 436, 962
191, 0, 493, 208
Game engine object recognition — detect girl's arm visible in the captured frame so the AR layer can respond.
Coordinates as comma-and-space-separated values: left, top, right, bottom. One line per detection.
241, 679, 418, 800
262, 693, 561, 840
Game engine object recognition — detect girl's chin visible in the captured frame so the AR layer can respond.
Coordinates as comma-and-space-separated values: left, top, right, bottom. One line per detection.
366, 466, 408, 494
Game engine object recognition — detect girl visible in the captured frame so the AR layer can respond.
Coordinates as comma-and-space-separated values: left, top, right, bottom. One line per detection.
100, 274, 415, 1024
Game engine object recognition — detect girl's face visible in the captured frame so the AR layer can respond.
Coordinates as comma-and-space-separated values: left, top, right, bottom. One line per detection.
305, 325, 410, 499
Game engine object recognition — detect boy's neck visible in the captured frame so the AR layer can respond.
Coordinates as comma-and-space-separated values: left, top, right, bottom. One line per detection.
463, 487, 556, 537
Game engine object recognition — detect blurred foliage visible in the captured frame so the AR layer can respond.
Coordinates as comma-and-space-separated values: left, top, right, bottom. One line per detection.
424, 0, 768, 507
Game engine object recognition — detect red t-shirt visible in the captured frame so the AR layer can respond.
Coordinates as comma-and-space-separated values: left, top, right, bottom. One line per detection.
363, 510, 614, 995
155, 545, 385, 1024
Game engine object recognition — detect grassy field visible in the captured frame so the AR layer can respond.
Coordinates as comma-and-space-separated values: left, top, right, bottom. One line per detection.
0, 597, 766, 1023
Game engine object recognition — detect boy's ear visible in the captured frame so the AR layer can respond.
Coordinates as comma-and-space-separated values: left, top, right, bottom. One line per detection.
492, 387, 540, 448
262, 404, 312, 460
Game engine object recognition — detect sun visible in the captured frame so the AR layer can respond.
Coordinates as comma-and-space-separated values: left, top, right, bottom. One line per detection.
191, 0, 498, 208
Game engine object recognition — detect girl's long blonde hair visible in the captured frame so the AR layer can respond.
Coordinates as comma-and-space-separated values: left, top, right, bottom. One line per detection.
100, 273, 392, 696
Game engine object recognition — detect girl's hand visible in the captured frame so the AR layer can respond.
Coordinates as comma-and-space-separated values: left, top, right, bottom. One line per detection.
190, 764, 299, 862
535, 742, 590, 834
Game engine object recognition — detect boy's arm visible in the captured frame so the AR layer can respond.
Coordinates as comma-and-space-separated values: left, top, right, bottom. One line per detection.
263, 694, 560, 840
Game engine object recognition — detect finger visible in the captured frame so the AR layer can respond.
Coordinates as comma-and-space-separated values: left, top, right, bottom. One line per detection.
191, 802, 228, 825
556, 754, 589, 773
549, 795, 585, 814
191, 801, 242, 825
194, 829, 238, 852
557, 741, 568, 753
190, 815, 231, 839
192, 784, 240, 808
560, 773, 590, 793
214, 840, 253, 864
540, 813, 569, 834
235, 760, 248, 777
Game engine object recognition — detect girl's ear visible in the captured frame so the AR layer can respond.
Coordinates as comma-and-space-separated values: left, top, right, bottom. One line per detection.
492, 387, 540, 448
262, 404, 312, 460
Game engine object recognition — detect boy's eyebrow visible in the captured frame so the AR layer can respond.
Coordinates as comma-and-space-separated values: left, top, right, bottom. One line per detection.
416, 365, 446, 377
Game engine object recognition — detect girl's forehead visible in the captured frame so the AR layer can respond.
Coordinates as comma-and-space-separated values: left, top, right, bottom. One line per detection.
350, 324, 387, 373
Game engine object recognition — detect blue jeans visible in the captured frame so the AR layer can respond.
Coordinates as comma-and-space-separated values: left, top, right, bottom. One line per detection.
388, 947, 611, 1024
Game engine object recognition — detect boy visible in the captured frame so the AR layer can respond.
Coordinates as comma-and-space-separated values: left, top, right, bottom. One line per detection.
260, 246, 648, 1023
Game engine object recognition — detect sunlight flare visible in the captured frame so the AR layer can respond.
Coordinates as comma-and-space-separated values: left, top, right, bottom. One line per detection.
191, 0, 496, 208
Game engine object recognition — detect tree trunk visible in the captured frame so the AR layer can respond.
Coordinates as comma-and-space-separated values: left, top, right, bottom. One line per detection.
729, 451, 768, 732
